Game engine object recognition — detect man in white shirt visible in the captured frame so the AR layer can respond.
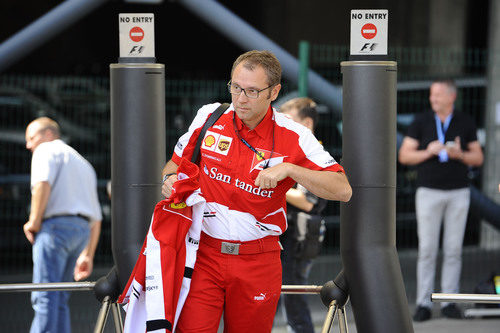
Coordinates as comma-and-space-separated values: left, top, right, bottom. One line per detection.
24, 117, 102, 333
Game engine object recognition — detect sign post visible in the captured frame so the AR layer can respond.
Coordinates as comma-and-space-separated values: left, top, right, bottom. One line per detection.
106, 13, 165, 293
339, 9, 415, 333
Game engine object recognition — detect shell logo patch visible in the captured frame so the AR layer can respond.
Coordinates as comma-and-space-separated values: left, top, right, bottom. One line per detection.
204, 135, 216, 148
202, 130, 232, 156
170, 202, 187, 209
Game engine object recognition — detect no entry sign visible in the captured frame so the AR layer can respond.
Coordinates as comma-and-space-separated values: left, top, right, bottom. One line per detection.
350, 9, 388, 56
361, 23, 377, 39
129, 26, 144, 42
119, 13, 155, 58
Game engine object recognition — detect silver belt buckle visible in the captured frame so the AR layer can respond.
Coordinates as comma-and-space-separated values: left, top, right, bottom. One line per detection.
221, 242, 240, 255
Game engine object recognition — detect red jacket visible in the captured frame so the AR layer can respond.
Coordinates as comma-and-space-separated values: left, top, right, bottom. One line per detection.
118, 158, 206, 333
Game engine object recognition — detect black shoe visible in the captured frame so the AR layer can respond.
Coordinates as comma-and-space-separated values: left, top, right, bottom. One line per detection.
413, 306, 431, 322
441, 304, 463, 319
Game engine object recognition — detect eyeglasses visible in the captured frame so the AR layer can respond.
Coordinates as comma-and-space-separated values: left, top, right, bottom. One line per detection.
227, 81, 274, 99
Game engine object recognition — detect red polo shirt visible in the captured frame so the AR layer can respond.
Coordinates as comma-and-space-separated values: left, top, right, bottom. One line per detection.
172, 103, 344, 241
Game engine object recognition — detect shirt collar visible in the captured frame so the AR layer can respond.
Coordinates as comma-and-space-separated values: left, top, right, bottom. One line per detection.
234, 105, 274, 139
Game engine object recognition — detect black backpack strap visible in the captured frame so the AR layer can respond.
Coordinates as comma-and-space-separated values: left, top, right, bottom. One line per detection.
191, 103, 230, 164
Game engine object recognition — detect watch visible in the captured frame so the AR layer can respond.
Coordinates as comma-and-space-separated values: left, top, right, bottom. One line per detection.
162, 173, 176, 183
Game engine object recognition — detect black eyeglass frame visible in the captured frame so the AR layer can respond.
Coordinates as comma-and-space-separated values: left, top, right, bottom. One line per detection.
227, 81, 275, 99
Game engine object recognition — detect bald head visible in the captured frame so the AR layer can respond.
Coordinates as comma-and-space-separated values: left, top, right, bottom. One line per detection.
25, 117, 60, 152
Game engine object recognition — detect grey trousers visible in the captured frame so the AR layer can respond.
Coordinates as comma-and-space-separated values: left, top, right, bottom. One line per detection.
415, 187, 470, 308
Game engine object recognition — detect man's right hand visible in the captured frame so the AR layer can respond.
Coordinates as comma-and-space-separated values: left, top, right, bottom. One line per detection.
426, 140, 444, 156
74, 253, 93, 281
162, 174, 178, 198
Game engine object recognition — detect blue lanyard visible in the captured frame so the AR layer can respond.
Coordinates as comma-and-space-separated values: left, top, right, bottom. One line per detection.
435, 113, 453, 162
232, 112, 275, 169
434, 113, 452, 143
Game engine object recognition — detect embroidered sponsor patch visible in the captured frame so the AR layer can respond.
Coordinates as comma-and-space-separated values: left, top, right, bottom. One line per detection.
214, 135, 232, 155
170, 202, 187, 209
188, 237, 199, 245
202, 130, 232, 156
253, 293, 267, 301
202, 153, 221, 162
250, 149, 285, 172
203, 211, 216, 218
217, 139, 230, 152
203, 134, 217, 150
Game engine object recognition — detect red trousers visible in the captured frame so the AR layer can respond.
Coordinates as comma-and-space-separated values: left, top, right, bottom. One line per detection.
176, 233, 282, 333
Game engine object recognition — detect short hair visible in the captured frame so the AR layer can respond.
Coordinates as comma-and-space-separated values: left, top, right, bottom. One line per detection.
231, 50, 282, 86
280, 97, 318, 128
432, 79, 457, 94
30, 117, 60, 138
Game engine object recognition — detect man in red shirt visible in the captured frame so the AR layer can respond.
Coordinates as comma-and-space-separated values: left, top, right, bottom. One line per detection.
162, 50, 352, 332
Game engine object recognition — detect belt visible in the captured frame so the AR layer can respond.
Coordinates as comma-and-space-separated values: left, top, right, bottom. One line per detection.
43, 214, 90, 222
201, 232, 281, 255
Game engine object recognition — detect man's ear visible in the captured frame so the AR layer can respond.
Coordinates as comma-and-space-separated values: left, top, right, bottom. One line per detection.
302, 117, 314, 131
270, 83, 281, 102
43, 129, 57, 141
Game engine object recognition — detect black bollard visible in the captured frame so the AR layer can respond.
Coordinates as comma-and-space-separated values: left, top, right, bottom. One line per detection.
110, 63, 166, 290
340, 61, 414, 332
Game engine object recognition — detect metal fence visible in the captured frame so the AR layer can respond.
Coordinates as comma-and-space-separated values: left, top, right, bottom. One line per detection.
0, 46, 494, 274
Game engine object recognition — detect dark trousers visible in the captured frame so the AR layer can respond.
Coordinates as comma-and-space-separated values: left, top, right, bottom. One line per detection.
280, 227, 315, 333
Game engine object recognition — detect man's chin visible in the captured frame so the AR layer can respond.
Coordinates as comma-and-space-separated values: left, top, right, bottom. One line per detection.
236, 109, 249, 119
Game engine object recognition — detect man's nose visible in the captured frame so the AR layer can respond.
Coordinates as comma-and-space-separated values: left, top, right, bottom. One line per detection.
237, 90, 249, 101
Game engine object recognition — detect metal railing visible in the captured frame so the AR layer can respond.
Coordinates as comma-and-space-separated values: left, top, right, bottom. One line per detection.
0, 281, 95, 292
432, 293, 500, 318
432, 293, 500, 303
0, 281, 349, 333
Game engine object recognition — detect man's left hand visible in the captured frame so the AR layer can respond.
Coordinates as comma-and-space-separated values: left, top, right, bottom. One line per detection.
446, 136, 464, 161
255, 163, 290, 189
23, 220, 40, 245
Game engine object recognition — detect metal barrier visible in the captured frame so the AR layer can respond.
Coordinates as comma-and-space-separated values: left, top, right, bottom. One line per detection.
432, 293, 500, 303
281, 285, 348, 333
0, 281, 95, 292
432, 293, 500, 318
0, 281, 121, 333
0, 282, 350, 333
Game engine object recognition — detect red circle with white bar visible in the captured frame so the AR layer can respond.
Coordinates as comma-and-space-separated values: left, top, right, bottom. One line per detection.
361, 23, 377, 39
129, 26, 144, 42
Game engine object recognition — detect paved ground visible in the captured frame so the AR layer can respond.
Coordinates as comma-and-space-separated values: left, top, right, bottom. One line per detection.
269, 248, 500, 332
271, 294, 500, 333
2, 247, 500, 332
